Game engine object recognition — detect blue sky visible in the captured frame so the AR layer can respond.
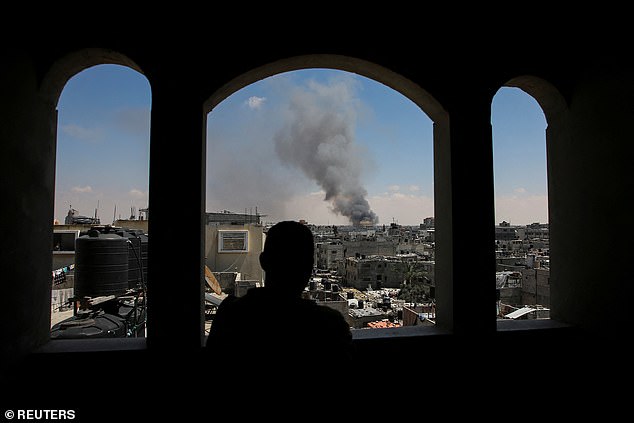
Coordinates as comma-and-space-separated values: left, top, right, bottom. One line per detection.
55, 65, 151, 223
55, 65, 548, 226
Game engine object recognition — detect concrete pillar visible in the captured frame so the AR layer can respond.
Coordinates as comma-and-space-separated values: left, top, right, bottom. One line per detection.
445, 93, 497, 335
551, 61, 634, 335
147, 74, 205, 349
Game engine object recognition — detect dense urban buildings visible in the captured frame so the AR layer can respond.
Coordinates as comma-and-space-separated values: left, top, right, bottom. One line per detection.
49, 206, 551, 341
197, 214, 551, 332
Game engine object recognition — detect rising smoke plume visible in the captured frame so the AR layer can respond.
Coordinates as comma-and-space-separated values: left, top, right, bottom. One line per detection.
274, 78, 378, 226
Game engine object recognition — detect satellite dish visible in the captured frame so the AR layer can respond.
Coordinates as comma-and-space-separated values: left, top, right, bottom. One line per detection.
204, 265, 222, 295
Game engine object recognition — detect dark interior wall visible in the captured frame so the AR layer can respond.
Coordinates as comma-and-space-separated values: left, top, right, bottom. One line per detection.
0, 51, 55, 367
552, 58, 634, 335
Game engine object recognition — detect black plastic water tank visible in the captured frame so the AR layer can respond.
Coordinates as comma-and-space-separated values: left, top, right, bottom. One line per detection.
116, 229, 142, 289
75, 230, 129, 298
138, 233, 148, 286
50, 312, 126, 339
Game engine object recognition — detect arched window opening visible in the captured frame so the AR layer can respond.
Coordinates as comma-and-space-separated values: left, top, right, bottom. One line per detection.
492, 86, 550, 321
51, 64, 151, 339
205, 67, 439, 335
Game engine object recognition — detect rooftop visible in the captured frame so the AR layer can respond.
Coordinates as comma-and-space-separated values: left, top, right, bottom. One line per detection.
367, 320, 401, 329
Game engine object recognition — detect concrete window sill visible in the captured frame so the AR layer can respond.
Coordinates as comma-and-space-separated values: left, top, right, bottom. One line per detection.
32, 319, 573, 355
36, 337, 147, 354
496, 318, 572, 332
352, 325, 451, 340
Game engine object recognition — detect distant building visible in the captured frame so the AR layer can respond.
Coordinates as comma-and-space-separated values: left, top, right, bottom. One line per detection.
421, 217, 435, 228
496, 263, 550, 317
347, 307, 388, 329
495, 221, 519, 241
341, 239, 397, 259
64, 208, 100, 225
367, 320, 400, 329
344, 255, 435, 290
207, 210, 263, 225
205, 213, 264, 293
315, 241, 344, 270
496, 271, 523, 306
402, 304, 436, 326
52, 229, 80, 270
303, 281, 349, 321
521, 267, 550, 307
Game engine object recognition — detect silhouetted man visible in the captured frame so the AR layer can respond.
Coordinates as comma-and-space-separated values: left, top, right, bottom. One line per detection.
206, 221, 353, 373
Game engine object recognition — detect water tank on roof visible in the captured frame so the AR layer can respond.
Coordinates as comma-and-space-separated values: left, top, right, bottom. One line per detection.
138, 233, 148, 286
116, 229, 142, 289
358, 300, 364, 309
332, 284, 340, 292
50, 312, 126, 339
75, 230, 129, 298
346, 291, 354, 299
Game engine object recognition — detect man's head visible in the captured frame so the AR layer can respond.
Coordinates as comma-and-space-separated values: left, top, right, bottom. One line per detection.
260, 221, 314, 295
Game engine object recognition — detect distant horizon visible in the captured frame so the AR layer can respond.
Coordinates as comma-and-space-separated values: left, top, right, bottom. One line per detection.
54, 66, 548, 227
54, 205, 547, 228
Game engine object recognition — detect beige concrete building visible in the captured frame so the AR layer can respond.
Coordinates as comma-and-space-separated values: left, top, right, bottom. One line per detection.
204, 223, 264, 291
315, 241, 344, 270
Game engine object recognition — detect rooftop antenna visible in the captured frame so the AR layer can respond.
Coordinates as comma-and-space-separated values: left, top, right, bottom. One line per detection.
113, 204, 117, 224
94, 200, 99, 220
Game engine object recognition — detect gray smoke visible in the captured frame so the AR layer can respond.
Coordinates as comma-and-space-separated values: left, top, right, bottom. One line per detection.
274, 79, 378, 226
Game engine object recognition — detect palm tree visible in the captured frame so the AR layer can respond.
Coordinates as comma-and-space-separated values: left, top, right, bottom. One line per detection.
401, 260, 423, 286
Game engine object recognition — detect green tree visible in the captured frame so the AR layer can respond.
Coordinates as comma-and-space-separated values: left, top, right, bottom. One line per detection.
398, 260, 428, 303
401, 260, 419, 285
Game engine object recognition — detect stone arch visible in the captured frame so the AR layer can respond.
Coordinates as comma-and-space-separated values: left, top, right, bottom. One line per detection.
204, 54, 454, 329
40, 48, 145, 108
504, 75, 568, 126
494, 75, 570, 322
204, 54, 446, 124
39, 48, 151, 336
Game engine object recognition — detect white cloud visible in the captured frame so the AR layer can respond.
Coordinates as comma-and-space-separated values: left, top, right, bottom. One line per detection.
408, 185, 420, 192
388, 185, 400, 192
514, 187, 527, 194
60, 124, 104, 143
246, 96, 266, 110
71, 185, 92, 194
